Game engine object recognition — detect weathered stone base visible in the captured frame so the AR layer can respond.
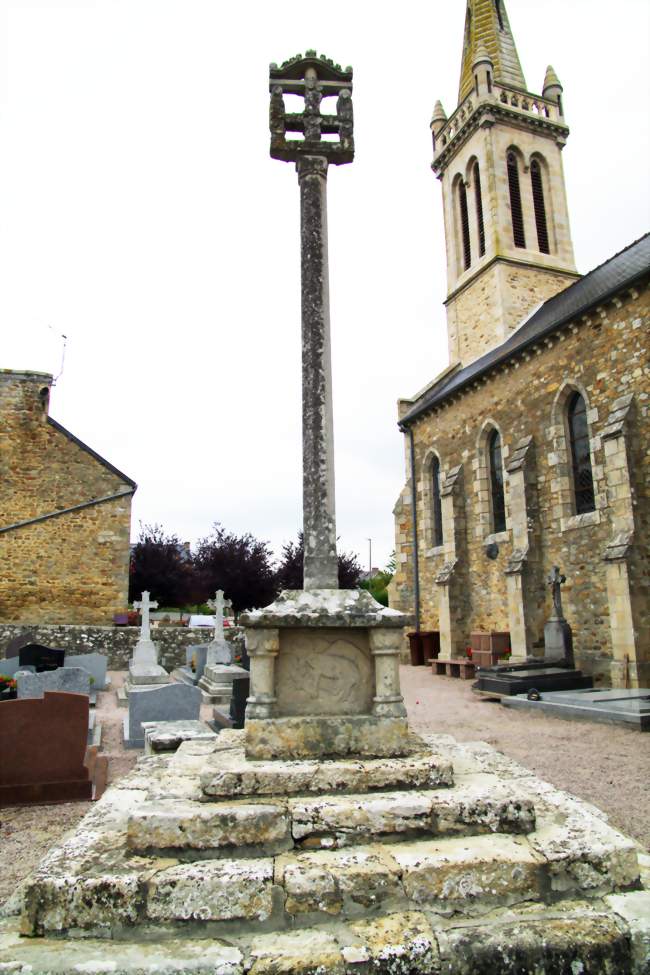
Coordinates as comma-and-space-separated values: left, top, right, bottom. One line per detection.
127, 662, 170, 686
4, 731, 649, 972
245, 715, 411, 760
2, 898, 648, 973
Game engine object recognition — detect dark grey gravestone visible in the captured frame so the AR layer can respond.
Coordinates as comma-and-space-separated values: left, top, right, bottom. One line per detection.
66, 653, 108, 691
123, 682, 202, 749
503, 688, 650, 730
544, 567, 574, 666
17, 667, 91, 700
19, 644, 65, 673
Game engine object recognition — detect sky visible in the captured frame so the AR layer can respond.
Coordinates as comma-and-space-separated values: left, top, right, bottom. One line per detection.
1, 0, 648, 573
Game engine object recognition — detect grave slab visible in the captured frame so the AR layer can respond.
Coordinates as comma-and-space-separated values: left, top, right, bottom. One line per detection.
503, 687, 650, 730
124, 682, 202, 749
142, 719, 217, 755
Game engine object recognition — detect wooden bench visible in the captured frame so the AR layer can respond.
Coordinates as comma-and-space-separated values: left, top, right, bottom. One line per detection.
432, 657, 476, 680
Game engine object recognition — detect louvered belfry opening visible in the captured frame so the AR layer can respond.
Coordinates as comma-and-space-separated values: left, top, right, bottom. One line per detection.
459, 180, 472, 269
507, 152, 526, 248
488, 429, 507, 533
568, 392, 596, 514
531, 159, 550, 254
431, 455, 444, 547
474, 162, 486, 257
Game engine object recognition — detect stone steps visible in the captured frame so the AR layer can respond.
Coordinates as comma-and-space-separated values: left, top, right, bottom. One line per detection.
3, 897, 649, 973
199, 746, 455, 798
125, 777, 536, 858
22, 818, 640, 938
12, 732, 648, 965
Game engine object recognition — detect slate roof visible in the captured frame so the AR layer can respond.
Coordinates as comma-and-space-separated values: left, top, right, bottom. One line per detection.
399, 233, 650, 429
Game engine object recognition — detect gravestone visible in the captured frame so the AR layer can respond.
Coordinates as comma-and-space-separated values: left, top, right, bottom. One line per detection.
206, 590, 233, 666
212, 671, 250, 730
128, 591, 170, 687
0, 657, 34, 679
0, 691, 101, 805
67, 653, 109, 691
123, 681, 201, 749
18, 643, 65, 672
171, 644, 209, 686
544, 566, 574, 665
16, 666, 91, 701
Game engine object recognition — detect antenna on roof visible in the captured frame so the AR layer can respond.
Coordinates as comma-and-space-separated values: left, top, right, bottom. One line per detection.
48, 326, 68, 384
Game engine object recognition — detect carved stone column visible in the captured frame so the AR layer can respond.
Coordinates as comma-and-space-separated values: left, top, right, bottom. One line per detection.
369, 628, 407, 718
244, 628, 280, 719
297, 154, 338, 590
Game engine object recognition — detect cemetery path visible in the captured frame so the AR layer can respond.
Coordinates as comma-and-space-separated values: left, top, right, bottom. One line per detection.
401, 665, 650, 851
1, 666, 647, 911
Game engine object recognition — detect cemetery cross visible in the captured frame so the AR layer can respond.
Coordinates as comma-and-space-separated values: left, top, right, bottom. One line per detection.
269, 51, 354, 590
133, 591, 158, 642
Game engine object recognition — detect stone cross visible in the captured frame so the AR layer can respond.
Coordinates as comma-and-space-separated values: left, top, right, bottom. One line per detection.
208, 590, 232, 642
547, 567, 566, 621
269, 52, 354, 590
133, 591, 158, 642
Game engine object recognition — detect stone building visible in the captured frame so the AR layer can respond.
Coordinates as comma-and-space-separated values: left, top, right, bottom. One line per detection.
0, 369, 136, 624
391, 0, 649, 687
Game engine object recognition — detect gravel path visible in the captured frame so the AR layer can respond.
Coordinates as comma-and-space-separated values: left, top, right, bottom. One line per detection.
1, 666, 647, 909
400, 665, 650, 849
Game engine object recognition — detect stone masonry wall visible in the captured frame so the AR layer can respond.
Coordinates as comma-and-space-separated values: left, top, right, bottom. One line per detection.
0, 624, 243, 672
0, 371, 134, 625
396, 283, 650, 684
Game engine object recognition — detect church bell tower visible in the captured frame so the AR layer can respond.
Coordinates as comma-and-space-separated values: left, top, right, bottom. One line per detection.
433, 0, 580, 366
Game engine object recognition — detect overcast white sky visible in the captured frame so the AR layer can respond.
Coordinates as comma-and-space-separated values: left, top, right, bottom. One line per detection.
1, 0, 648, 572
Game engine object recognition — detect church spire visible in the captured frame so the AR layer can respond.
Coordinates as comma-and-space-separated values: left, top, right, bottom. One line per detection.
458, 0, 526, 103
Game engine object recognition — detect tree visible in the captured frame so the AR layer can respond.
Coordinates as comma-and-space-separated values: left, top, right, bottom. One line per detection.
128, 523, 195, 607
275, 533, 362, 591
193, 524, 277, 614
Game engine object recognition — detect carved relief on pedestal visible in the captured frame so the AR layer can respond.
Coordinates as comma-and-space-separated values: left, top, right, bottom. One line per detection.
276, 628, 373, 716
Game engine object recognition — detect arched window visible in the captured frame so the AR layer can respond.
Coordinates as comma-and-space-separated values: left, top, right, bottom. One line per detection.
488, 429, 506, 532
530, 159, 550, 254
473, 161, 486, 257
459, 181, 471, 270
507, 152, 526, 248
495, 0, 504, 30
431, 456, 444, 547
567, 392, 595, 514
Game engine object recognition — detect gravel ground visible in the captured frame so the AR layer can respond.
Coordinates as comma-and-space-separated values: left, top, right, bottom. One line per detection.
1, 665, 647, 909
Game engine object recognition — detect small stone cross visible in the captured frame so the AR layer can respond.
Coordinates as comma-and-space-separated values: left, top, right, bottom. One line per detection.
133, 591, 158, 641
208, 590, 232, 641
547, 567, 566, 621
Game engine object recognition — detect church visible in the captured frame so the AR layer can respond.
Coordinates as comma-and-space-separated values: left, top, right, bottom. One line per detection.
391, 0, 649, 687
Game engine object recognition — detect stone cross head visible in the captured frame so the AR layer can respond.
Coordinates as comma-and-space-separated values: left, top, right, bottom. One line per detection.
133, 590, 158, 639
269, 51, 354, 164
208, 590, 232, 636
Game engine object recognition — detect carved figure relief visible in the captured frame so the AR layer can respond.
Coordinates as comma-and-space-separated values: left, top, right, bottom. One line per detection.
276, 629, 373, 716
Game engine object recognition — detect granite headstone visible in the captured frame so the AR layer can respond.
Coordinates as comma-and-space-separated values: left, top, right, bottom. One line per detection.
67, 653, 108, 691
124, 681, 201, 749
17, 667, 91, 700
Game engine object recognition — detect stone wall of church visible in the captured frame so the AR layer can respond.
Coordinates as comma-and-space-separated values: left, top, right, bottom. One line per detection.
393, 282, 650, 684
0, 370, 134, 625
446, 262, 578, 366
